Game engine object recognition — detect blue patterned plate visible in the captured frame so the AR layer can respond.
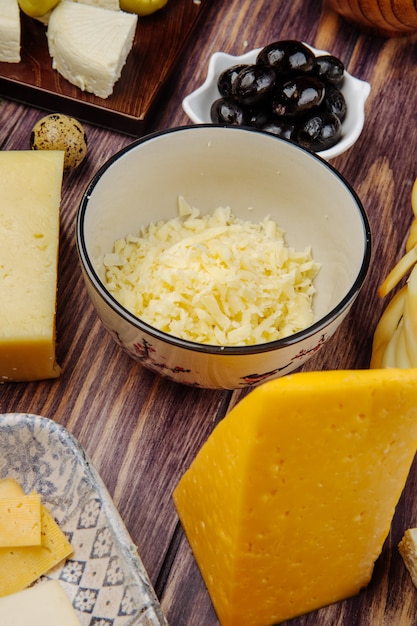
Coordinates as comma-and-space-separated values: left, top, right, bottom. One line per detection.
0, 413, 168, 626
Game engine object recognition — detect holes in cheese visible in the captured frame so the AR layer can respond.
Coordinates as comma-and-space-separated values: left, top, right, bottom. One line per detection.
0, 492, 41, 547
173, 369, 417, 626
0, 479, 73, 598
103, 198, 321, 346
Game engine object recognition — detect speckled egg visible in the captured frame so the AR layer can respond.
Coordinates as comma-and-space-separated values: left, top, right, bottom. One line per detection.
30, 113, 88, 169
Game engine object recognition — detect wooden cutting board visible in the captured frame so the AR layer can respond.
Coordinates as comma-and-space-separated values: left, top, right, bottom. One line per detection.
0, 0, 208, 135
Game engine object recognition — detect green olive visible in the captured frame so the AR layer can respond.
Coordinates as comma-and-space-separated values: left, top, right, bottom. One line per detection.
30, 113, 88, 170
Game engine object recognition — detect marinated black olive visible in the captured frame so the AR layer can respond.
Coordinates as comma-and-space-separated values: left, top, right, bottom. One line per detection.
209, 40, 348, 152
248, 106, 273, 128
312, 55, 345, 86
257, 40, 315, 76
297, 111, 342, 152
210, 97, 248, 125
322, 86, 347, 122
232, 64, 276, 107
217, 64, 250, 97
272, 76, 325, 117
260, 119, 297, 141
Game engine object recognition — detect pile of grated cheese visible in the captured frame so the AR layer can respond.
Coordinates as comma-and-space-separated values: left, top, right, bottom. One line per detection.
103, 197, 321, 346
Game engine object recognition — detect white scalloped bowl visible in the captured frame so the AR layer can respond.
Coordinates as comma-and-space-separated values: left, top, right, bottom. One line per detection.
76, 125, 371, 390
182, 45, 371, 161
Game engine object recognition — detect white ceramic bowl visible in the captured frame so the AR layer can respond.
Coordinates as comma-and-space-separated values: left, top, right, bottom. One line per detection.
76, 125, 371, 389
182, 45, 371, 161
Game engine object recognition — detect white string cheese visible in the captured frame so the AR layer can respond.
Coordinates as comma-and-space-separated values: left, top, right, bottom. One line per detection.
371, 177, 417, 368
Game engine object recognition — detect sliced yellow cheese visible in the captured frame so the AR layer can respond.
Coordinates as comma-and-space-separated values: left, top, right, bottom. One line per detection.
0, 492, 41, 547
0, 150, 64, 381
0, 579, 81, 625
173, 369, 417, 626
0, 478, 25, 498
0, 479, 73, 597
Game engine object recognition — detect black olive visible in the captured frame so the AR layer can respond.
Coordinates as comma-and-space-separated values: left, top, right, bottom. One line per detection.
209, 40, 348, 153
248, 105, 274, 128
322, 86, 347, 122
312, 55, 345, 87
232, 64, 276, 107
272, 76, 325, 117
260, 119, 297, 142
257, 40, 316, 76
296, 111, 342, 152
217, 64, 250, 97
210, 97, 248, 125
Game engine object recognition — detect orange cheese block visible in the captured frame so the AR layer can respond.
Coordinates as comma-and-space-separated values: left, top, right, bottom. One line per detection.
173, 369, 417, 626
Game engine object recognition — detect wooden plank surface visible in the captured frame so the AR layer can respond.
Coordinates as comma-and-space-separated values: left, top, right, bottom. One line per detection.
1, 0, 417, 624
0, 0, 209, 134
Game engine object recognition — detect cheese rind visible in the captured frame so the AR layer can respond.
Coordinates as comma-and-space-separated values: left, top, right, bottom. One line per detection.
0, 493, 41, 547
47, 1, 138, 99
0, 150, 64, 381
173, 369, 417, 626
0, 0, 20, 62
399, 528, 417, 587
0, 579, 81, 625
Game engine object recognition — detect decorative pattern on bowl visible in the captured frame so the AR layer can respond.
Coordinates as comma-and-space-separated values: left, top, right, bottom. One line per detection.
0, 413, 168, 626
105, 325, 330, 388
76, 125, 372, 389
182, 45, 371, 160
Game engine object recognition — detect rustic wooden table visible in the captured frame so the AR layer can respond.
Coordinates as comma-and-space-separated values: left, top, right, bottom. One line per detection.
1, 0, 417, 623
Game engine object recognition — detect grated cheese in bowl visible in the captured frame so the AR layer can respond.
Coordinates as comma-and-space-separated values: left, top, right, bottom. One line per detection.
103, 197, 321, 347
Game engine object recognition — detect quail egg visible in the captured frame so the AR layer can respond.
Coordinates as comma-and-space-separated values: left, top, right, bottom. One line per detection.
30, 113, 88, 169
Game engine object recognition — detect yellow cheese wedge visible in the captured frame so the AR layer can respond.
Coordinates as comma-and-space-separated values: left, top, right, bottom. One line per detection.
0, 479, 73, 597
0, 492, 41, 547
173, 369, 417, 626
0, 150, 64, 381
0, 579, 81, 625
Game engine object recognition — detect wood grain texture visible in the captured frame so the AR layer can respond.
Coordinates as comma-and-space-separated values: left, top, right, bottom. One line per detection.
0, 0, 211, 134
2, 0, 417, 624
325, 0, 417, 36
